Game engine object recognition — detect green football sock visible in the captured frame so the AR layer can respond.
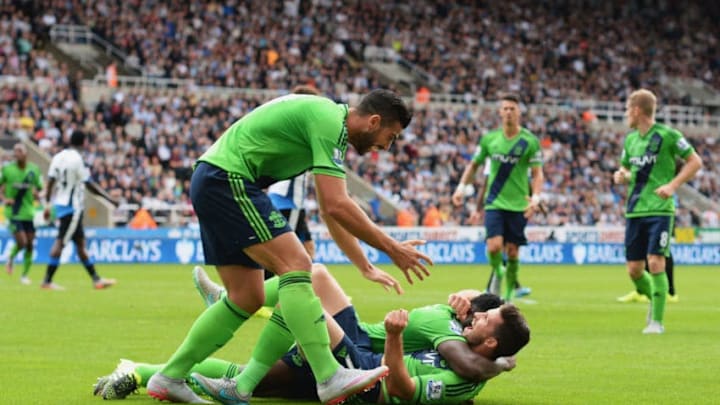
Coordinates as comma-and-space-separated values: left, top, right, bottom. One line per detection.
22, 250, 32, 276
504, 259, 519, 301
264, 276, 279, 307
160, 296, 250, 379
8, 244, 19, 264
488, 251, 504, 278
135, 358, 242, 387
277, 271, 338, 382
651, 272, 669, 323
632, 272, 652, 298
235, 310, 293, 393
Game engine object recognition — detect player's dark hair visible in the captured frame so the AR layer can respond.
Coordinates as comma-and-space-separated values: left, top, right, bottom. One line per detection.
70, 130, 86, 147
469, 293, 504, 313
292, 85, 322, 95
492, 304, 530, 359
500, 92, 521, 104
357, 89, 412, 129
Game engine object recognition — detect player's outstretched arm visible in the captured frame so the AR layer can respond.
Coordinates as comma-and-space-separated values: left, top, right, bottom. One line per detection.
86, 180, 120, 207
314, 173, 432, 284
383, 309, 415, 400
436, 340, 511, 382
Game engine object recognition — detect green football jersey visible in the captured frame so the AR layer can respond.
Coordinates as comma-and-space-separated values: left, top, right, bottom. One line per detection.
198, 94, 348, 184
620, 123, 694, 217
382, 350, 486, 404
0, 161, 43, 221
472, 128, 542, 211
361, 304, 466, 353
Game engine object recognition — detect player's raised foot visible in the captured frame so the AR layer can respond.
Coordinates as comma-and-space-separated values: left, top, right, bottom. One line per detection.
616, 290, 648, 303
317, 365, 389, 405
253, 306, 273, 319
190, 373, 250, 405
20, 276, 31, 285
147, 373, 212, 404
193, 266, 223, 307
94, 278, 117, 289
514, 286, 532, 298
667, 293, 679, 303
642, 321, 665, 334
41, 282, 65, 291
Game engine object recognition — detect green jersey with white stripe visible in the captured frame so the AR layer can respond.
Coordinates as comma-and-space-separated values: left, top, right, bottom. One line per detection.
620, 123, 694, 217
199, 95, 348, 184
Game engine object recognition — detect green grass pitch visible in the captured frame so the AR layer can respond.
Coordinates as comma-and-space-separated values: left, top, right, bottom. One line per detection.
1, 263, 719, 404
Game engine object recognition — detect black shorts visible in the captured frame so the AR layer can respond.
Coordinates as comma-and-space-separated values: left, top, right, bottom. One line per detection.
485, 209, 528, 246
625, 216, 673, 261
9, 219, 35, 234
57, 212, 84, 245
280, 306, 383, 403
191, 162, 293, 267
280, 208, 312, 242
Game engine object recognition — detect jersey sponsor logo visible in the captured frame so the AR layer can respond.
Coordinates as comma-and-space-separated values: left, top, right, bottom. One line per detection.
425, 379, 444, 401
490, 153, 520, 164
628, 155, 657, 166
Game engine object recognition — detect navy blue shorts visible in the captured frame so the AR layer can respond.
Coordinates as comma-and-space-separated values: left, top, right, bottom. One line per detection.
625, 216, 673, 261
281, 306, 383, 403
484, 209, 528, 246
9, 219, 35, 234
191, 162, 293, 267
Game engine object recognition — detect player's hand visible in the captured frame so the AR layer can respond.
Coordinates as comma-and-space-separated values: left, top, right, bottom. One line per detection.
654, 184, 676, 199
4, 198, 14, 206
448, 293, 471, 322
524, 196, 541, 219
495, 356, 517, 372
387, 240, 433, 285
361, 265, 404, 294
43, 206, 51, 220
384, 309, 408, 334
451, 189, 464, 206
469, 210, 483, 225
613, 169, 628, 185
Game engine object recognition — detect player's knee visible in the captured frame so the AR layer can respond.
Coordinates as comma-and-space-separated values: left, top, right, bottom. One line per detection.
310, 263, 330, 282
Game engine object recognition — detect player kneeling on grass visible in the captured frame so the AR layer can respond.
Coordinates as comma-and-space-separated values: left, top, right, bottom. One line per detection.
94, 265, 528, 404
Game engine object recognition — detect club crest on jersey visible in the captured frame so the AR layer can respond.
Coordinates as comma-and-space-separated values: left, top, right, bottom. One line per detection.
449, 319, 463, 335
425, 380, 444, 400
268, 211, 287, 228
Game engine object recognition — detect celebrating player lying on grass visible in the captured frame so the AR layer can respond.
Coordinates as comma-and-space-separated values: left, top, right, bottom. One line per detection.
94, 265, 528, 404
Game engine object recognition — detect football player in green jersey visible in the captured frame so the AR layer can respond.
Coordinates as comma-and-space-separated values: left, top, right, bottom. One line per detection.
613, 89, 702, 334
0, 143, 43, 284
146, 89, 433, 404
452, 93, 544, 302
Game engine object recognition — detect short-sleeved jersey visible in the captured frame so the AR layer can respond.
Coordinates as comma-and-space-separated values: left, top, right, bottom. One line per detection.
620, 123, 694, 218
0, 161, 43, 220
472, 128, 542, 211
361, 304, 466, 353
268, 172, 308, 210
382, 350, 486, 404
198, 95, 348, 186
48, 148, 89, 217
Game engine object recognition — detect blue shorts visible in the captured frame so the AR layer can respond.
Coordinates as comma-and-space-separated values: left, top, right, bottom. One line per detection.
625, 216, 674, 261
484, 209, 528, 246
281, 306, 383, 403
9, 219, 35, 234
191, 162, 292, 267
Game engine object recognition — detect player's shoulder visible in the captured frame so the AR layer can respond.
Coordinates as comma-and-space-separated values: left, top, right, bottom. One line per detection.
654, 122, 683, 137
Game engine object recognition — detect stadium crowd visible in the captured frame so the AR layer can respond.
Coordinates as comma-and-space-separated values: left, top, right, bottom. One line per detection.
31, 0, 720, 104
2, 0, 719, 229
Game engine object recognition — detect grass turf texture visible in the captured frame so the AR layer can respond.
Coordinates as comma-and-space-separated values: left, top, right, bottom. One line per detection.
1, 263, 718, 404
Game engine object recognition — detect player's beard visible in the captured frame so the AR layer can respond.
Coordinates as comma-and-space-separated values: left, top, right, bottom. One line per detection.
351, 129, 380, 155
